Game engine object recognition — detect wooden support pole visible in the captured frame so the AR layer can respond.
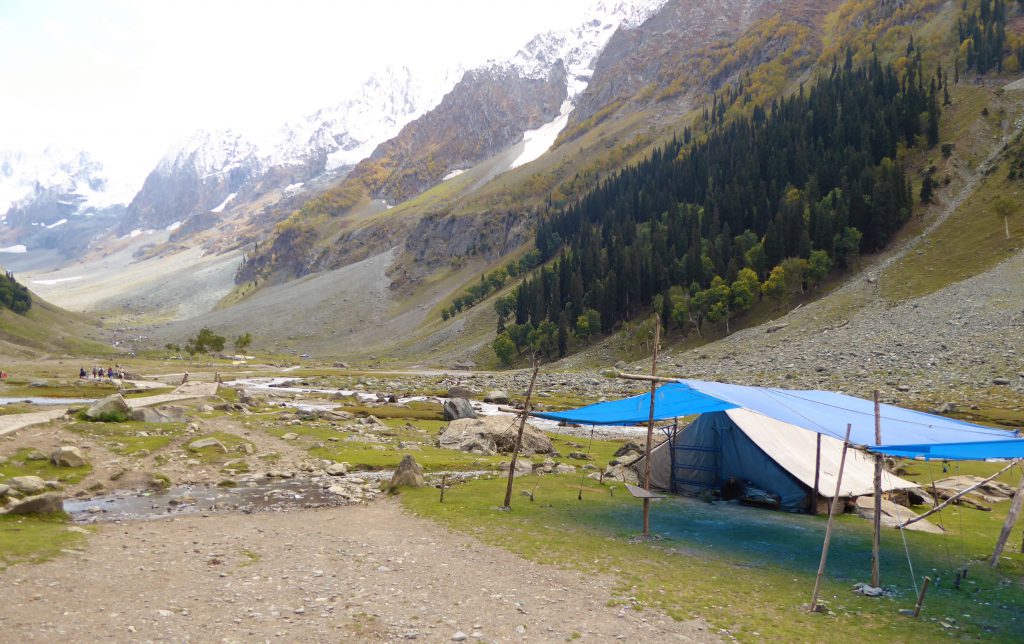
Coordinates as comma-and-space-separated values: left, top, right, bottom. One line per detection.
912, 576, 932, 618
440, 473, 447, 503
989, 464, 1024, 567
872, 389, 882, 588
898, 459, 1020, 527
809, 424, 853, 612
502, 357, 540, 509
642, 315, 661, 537
812, 433, 822, 515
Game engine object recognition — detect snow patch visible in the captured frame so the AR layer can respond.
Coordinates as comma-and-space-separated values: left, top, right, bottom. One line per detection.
0, 244, 27, 253
284, 182, 304, 194
129, 229, 143, 238
45, 218, 68, 229
443, 169, 466, 181
210, 192, 237, 213
31, 275, 82, 286
511, 101, 573, 169
166, 221, 182, 231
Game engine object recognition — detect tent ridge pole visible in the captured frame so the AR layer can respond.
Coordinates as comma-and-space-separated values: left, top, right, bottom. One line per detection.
502, 357, 540, 509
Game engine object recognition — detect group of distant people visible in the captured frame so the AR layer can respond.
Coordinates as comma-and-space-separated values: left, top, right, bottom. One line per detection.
80, 365, 126, 381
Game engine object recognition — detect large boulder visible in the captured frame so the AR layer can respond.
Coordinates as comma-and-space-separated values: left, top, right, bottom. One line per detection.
389, 454, 426, 490
483, 390, 510, 405
50, 446, 86, 468
440, 416, 553, 455
443, 398, 477, 421
7, 476, 47, 495
84, 393, 130, 420
4, 492, 64, 515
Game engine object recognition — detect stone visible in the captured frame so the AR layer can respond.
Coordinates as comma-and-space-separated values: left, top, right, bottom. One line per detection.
50, 446, 86, 468
854, 496, 944, 534
188, 438, 227, 453
5, 492, 63, 515
447, 385, 474, 398
452, 632, 467, 642
326, 462, 348, 476
483, 390, 510, 404
554, 463, 576, 474
567, 451, 592, 460
23, 448, 48, 461
7, 476, 46, 494
934, 402, 958, 414
0, 484, 9, 497
440, 416, 553, 455
498, 459, 533, 476
389, 455, 426, 490
130, 406, 185, 423
993, 377, 1011, 385
614, 441, 644, 457
443, 398, 477, 421
84, 393, 130, 420
281, 432, 299, 440
765, 323, 788, 333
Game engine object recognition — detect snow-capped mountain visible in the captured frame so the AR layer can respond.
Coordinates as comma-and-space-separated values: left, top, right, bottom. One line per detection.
122, 65, 464, 233
0, 147, 132, 224
501, 0, 668, 98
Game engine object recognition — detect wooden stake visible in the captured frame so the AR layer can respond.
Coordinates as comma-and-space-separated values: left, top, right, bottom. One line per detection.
989, 464, 1024, 567
899, 459, 1020, 528
809, 424, 853, 612
912, 576, 932, 618
440, 473, 447, 503
872, 389, 882, 588
502, 357, 540, 509
812, 432, 822, 515
642, 314, 661, 537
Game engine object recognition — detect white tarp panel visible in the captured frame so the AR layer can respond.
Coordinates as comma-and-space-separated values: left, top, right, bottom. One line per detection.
725, 408, 918, 497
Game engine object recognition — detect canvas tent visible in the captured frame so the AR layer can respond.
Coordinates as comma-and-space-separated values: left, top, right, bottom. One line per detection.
533, 379, 1021, 512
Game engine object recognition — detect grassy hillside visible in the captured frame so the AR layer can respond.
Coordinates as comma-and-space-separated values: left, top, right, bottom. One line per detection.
0, 291, 111, 359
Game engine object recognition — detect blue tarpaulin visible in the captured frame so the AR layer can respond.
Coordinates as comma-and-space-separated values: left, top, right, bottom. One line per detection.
530, 382, 737, 425
872, 439, 1024, 461
532, 379, 1020, 459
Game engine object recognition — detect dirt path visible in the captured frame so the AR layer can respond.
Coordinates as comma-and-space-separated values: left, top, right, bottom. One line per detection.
0, 382, 219, 439
0, 501, 715, 643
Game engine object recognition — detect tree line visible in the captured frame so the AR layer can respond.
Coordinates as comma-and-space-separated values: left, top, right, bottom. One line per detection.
492, 53, 938, 363
0, 271, 31, 314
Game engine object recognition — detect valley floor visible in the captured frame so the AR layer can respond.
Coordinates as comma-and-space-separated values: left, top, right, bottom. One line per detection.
0, 500, 714, 643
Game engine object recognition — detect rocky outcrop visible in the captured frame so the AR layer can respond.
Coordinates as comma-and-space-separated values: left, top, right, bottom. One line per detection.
7, 476, 47, 495
439, 416, 553, 455
348, 63, 568, 205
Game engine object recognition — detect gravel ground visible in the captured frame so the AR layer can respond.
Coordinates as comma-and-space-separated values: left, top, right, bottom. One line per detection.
0, 501, 716, 643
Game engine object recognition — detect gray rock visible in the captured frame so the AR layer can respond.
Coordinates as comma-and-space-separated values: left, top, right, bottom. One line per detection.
50, 446, 86, 468
4, 492, 64, 515
483, 390, 510, 404
766, 323, 788, 333
0, 484, 9, 497
188, 438, 227, 453
993, 377, 1011, 385
389, 454, 426, 490
326, 462, 348, 476
935, 402, 958, 414
440, 416, 553, 455
498, 458, 534, 476
443, 398, 477, 421
84, 393, 130, 420
129, 405, 186, 423
281, 432, 299, 440
7, 476, 46, 494
554, 463, 576, 474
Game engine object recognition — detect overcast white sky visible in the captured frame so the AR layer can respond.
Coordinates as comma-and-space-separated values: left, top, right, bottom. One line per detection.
0, 0, 592, 187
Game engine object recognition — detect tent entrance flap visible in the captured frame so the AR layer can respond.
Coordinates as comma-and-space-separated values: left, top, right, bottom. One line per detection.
671, 441, 721, 490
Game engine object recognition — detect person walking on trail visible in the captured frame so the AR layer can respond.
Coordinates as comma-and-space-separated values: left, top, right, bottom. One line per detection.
181, 370, 189, 385
79, 367, 86, 379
